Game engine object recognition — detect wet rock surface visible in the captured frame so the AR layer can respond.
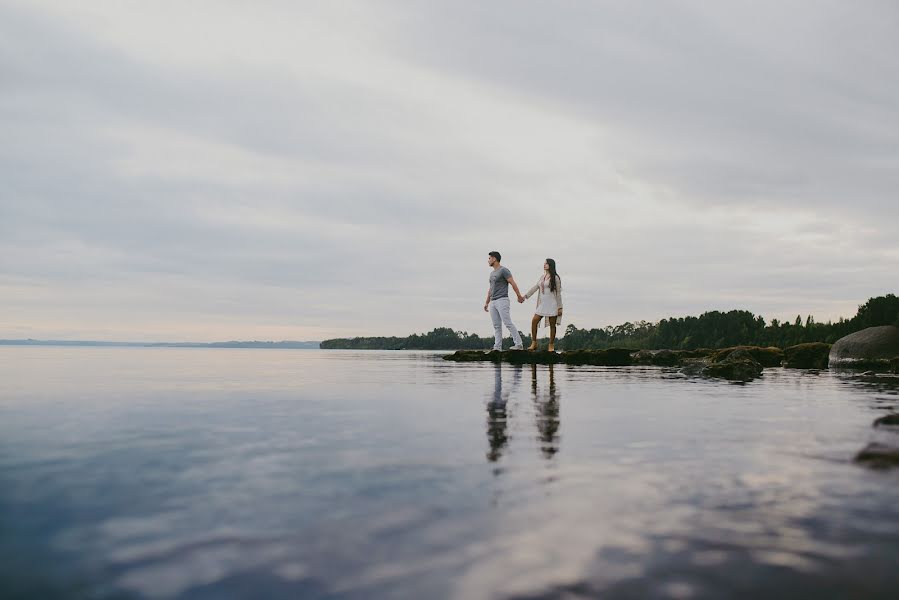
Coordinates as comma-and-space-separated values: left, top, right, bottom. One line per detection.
829, 325, 899, 370
698, 348, 764, 382
873, 413, 899, 428
855, 443, 899, 470
711, 346, 784, 368
444, 348, 630, 366
783, 342, 831, 369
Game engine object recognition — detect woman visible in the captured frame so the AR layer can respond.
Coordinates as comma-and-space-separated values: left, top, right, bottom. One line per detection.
522, 258, 563, 352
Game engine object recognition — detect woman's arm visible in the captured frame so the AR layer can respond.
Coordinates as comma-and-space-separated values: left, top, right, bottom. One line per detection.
555, 277, 563, 314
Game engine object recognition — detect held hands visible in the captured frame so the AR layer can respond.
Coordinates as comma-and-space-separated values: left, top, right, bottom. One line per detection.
517, 294, 525, 303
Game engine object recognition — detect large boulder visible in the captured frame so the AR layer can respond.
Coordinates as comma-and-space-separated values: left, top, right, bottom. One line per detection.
829, 325, 899, 370
783, 342, 831, 369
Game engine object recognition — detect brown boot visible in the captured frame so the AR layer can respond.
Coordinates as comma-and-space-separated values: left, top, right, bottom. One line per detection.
527, 341, 538, 351
547, 343, 555, 353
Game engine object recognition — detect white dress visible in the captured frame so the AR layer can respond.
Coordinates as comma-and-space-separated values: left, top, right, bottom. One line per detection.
525, 275, 563, 323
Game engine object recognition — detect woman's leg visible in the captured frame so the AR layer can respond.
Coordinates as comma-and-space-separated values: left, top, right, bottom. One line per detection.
528, 314, 541, 350
548, 316, 558, 351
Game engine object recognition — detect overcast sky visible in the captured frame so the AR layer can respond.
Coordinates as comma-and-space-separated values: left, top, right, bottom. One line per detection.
2, 0, 897, 342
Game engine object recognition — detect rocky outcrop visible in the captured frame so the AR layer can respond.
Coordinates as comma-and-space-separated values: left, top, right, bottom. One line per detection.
829, 325, 899, 370
711, 346, 784, 368
699, 348, 764, 382
443, 348, 629, 366
631, 349, 714, 366
783, 343, 831, 369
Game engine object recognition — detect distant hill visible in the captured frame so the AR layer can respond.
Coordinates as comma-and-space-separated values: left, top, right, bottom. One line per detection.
0, 339, 321, 349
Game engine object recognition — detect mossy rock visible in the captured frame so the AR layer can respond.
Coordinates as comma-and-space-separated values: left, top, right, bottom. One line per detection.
703, 359, 763, 381
503, 350, 563, 364
631, 349, 681, 366
443, 350, 500, 362
711, 346, 784, 368
783, 342, 831, 369
562, 348, 633, 366
854, 442, 899, 470
442, 349, 562, 364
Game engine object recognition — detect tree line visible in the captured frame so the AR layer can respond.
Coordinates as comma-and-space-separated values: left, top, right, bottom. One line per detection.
319, 294, 899, 351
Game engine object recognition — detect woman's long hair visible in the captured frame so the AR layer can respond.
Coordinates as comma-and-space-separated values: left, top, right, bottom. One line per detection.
545, 258, 560, 293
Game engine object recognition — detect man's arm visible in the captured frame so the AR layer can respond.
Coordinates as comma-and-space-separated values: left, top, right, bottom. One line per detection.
507, 276, 524, 302
484, 288, 491, 312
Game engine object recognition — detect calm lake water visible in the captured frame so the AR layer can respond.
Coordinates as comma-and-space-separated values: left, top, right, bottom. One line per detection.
1, 347, 898, 599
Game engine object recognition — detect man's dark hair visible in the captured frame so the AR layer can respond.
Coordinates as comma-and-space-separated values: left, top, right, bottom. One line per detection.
489, 251, 501, 262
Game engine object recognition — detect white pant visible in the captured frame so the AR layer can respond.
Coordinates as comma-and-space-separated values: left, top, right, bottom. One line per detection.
489, 297, 523, 350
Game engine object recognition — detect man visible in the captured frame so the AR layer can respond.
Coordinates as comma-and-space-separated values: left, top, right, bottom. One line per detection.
484, 251, 525, 351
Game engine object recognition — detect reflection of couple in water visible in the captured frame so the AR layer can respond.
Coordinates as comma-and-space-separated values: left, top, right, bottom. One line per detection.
485, 251, 564, 352
486, 363, 560, 463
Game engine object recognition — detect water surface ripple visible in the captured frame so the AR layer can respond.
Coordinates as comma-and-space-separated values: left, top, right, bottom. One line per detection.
1, 348, 897, 599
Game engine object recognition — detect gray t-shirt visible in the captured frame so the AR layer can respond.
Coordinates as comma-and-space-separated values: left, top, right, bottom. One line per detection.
489, 266, 513, 300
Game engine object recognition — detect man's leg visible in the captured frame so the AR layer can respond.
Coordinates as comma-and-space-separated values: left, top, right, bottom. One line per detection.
489, 300, 503, 350
496, 297, 523, 349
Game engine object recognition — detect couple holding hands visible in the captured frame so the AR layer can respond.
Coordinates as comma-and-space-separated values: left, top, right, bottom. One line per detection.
484, 251, 563, 352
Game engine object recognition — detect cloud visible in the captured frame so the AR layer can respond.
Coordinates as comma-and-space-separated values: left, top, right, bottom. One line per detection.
1, 1, 896, 340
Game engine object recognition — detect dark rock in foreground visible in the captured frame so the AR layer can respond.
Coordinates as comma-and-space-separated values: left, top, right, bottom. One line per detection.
854, 442, 899, 470
783, 342, 831, 369
873, 413, 899, 428
829, 325, 899, 371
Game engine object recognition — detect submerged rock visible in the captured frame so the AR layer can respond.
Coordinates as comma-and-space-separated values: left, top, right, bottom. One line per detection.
631, 349, 714, 367
873, 413, 899, 428
854, 442, 899, 470
783, 342, 831, 369
829, 325, 899, 371
677, 348, 764, 382
702, 348, 764, 382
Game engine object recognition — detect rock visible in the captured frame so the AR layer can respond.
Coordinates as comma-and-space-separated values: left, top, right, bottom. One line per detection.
829, 325, 899, 370
561, 348, 633, 366
631, 349, 680, 366
873, 413, 899, 428
504, 349, 563, 365
631, 348, 715, 367
678, 358, 709, 377
711, 346, 784, 368
702, 348, 764, 382
854, 442, 899, 470
783, 342, 831, 369
443, 349, 560, 364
